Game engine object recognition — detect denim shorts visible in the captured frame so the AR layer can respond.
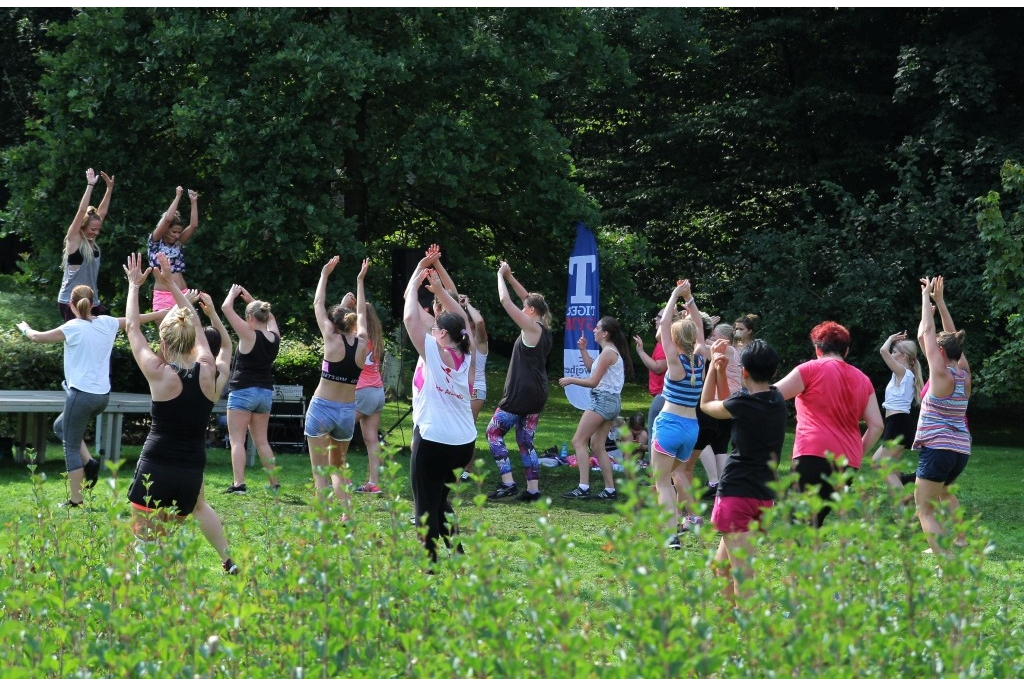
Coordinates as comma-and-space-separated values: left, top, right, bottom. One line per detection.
227, 386, 273, 414
471, 386, 487, 402
917, 446, 969, 485
589, 389, 621, 421
304, 395, 356, 441
355, 386, 385, 417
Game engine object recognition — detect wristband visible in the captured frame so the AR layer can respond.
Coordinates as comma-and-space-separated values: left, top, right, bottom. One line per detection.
88, 183, 96, 187
685, 297, 695, 306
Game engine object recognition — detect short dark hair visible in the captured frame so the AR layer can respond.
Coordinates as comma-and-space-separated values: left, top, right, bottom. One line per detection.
203, 326, 222, 358
740, 339, 779, 383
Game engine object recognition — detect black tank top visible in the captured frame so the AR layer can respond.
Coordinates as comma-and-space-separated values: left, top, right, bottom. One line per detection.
140, 362, 215, 468
228, 330, 279, 391
321, 335, 360, 385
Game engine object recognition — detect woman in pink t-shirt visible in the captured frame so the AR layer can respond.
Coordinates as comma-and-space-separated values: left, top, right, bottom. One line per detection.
775, 321, 883, 527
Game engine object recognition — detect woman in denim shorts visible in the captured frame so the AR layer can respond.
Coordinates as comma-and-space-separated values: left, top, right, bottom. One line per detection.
222, 285, 281, 494
305, 257, 369, 513
558, 316, 633, 501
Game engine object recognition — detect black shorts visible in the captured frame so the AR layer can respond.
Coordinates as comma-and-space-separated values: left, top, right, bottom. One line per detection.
916, 447, 969, 485
882, 412, 915, 449
710, 418, 732, 454
127, 458, 204, 516
693, 406, 719, 451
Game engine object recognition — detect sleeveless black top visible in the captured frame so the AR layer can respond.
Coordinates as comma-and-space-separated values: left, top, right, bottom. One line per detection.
140, 362, 215, 469
321, 335, 361, 385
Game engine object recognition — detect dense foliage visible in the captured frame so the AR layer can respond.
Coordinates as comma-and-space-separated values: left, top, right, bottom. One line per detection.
3, 8, 1024, 407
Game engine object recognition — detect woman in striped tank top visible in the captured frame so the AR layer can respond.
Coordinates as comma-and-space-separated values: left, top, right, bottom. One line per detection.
913, 276, 970, 555
650, 280, 710, 548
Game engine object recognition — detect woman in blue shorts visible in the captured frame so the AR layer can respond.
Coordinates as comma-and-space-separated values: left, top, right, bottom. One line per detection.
305, 256, 369, 514
222, 284, 281, 494
650, 279, 710, 549
913, 276, 971, 555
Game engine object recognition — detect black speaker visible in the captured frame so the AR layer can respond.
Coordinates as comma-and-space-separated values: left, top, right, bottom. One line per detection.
391, 248, 433, 319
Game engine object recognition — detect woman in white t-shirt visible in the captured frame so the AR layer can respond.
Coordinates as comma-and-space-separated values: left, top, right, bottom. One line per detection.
403, 253, 476, 564
870, 331, 923, 495
18, 284, 165, 507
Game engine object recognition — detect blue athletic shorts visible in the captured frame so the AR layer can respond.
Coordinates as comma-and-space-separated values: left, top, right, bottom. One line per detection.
651, 412, 699, 462
304, 395, 356, 441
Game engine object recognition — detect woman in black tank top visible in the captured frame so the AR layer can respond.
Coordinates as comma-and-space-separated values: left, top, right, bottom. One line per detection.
123, 253, 240, 575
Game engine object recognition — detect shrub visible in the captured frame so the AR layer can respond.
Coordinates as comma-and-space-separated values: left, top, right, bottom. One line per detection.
0, 457, 1020, 677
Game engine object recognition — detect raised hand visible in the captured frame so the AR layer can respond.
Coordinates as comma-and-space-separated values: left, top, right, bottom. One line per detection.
358, 257, 370, 280
175, 185, 184, 198
122, 253, 152, 286
633, 334, 645, 353
226, 283, 244, 301
100, 171, 114, 186
424, 269, 443, 293
576, 334, 588, 352
498, 261, 511, 278
424, 244, 441, 265
710, 338, 729, 369
238, 286, 254, 303
86, 168, 98, 186
322, 256, 340, 277
153, 252, 174, 284
197, 291, 214, 311
188, 189, 199, 201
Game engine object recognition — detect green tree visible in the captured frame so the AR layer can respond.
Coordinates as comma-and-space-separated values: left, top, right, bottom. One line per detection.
2, 8, 621, 335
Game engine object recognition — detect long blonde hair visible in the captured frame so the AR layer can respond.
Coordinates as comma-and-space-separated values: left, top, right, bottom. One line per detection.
671, 318, 699, 386
893, 339, 924, 404
62, 207, 101, 267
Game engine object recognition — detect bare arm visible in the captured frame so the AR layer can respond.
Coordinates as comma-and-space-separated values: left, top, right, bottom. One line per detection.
634, 336, 668, 376
505, 265, 529, 301
861, 393, 884, 457
680, 281, 708, 358
404, 268, 431, 359
154, 252, 217, 398
931, 275, 956, 333
123, 253, 163, 379
699, 343, 733, 420
577, 335, 595, 372
497, 261, 537, 333
222, 283, 255, 348
774, 365, 805, 401
354, 258, 369, 364
65, 168, 99, 252
198, 291, 233, 396
879, 332, 908, 381
16, 321, 65, 344
560, 348, 617, 389
95, 171, 115, 220
152, 187, 185, 241
178, 189, 200, 245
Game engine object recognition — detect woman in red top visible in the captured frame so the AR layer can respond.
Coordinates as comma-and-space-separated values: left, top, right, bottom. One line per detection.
775, 321, 883, 527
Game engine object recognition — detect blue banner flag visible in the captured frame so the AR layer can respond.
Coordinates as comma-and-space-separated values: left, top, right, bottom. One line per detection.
563, 222, 600, 410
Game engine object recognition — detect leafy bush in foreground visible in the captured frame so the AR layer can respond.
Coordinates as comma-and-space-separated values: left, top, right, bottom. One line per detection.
0, 459, 1020, 678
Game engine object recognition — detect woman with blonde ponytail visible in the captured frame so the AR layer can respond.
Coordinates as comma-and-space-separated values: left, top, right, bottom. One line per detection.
871, 332, 924, 495
304, 257, 369, 513
222, 284, 282, 494
650, 279, 710, 549
58, 168, 115, 320
122, 252, 239, 574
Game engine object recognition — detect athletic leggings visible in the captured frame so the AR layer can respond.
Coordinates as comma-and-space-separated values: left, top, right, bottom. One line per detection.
410, 426, 474, 563
486, 408, 540, 482
53, 387, 108, 471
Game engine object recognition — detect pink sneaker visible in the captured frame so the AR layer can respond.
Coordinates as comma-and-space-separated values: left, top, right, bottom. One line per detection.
355, 482, 381, 494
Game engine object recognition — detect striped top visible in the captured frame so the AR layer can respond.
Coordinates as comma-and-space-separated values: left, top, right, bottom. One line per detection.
913, 366, 970, 454
662, 353, 705, 408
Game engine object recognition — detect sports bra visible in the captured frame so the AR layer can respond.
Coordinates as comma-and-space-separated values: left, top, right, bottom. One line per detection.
321, 335, 361, 385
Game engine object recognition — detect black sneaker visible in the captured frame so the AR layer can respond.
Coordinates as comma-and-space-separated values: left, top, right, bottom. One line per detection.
561, 486, 593, 500
222, 558, 239, 575
594, 489, 617, 501
487, 482, 518, 499
83, 458, 101, 489
667, 535, 681, 550
516, 490, 542, 502
59, 499, 83, 509
224, 483, 248, 495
